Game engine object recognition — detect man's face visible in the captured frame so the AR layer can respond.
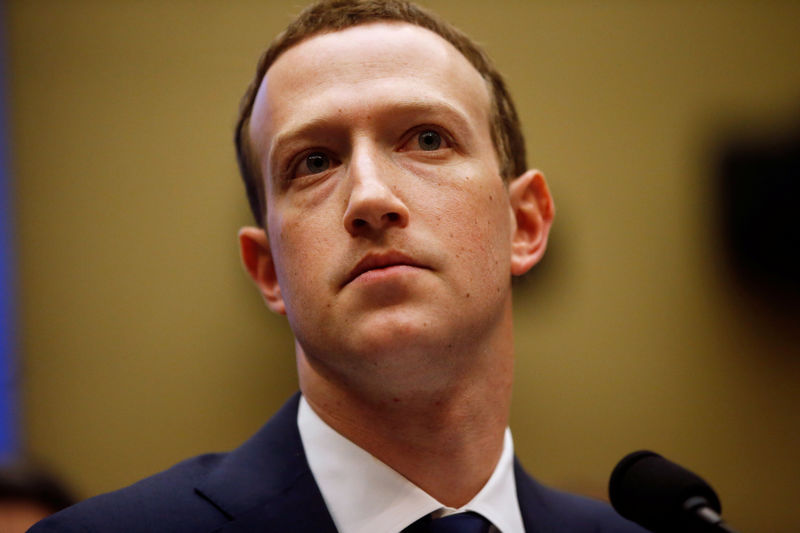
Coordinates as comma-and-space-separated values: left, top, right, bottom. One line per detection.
245, 22, 540, 387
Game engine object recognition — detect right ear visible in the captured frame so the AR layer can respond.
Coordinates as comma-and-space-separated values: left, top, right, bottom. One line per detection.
238, 226, 286, 315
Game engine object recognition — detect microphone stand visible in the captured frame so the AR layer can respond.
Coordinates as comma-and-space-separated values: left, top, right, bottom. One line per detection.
683, 496, 740, 533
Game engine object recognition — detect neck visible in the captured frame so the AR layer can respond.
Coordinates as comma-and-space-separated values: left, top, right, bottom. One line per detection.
297, 303, 515, 508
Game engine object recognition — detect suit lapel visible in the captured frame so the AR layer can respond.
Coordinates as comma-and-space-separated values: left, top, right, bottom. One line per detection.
515, 457, 569, 533
196, 394, 565, 533
196, 393, 337, 533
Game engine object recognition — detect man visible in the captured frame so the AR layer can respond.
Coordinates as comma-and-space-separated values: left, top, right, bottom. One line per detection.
0, 460, 75, 532
32, 1, 646, 531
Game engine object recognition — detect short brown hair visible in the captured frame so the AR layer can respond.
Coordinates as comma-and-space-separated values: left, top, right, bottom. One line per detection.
235, 0, 527, 227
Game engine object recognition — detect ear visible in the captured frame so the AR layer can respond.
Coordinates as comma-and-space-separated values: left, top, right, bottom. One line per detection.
238, 226, 286, 315
508, 169, 555, 276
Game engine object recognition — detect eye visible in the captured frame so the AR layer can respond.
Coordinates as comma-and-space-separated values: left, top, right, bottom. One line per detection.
417, 130, 442, 151
294, 151, 331, 178
399, 128, 452, 154
305, 152, 330, 173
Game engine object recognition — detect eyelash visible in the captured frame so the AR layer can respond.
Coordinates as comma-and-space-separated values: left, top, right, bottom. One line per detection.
282, 125, 456, 179
400, 125, 454, 152
284, 149, 337, 181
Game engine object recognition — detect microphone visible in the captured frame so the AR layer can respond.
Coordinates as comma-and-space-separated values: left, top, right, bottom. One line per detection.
608, 450, 739, 533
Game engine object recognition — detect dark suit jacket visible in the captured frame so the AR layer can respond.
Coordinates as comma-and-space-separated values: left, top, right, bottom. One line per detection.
30, 393, 646, 532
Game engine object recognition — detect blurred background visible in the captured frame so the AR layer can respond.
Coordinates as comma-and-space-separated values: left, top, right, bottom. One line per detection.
1, 1, 799, 531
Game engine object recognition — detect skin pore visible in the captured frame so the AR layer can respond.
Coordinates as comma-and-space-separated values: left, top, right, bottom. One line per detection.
239, 22, 553, 507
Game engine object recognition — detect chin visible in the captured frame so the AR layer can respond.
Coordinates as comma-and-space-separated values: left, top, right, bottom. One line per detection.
359, 308, 448, 344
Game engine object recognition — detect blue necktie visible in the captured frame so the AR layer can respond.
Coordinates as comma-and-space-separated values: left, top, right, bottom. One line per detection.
403, 511, 493, 532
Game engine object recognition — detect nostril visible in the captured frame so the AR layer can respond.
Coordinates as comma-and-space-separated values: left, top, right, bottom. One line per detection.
346, 210, 405, 233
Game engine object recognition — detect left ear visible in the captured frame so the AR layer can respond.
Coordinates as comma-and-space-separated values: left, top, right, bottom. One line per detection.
508, 169, 555, 276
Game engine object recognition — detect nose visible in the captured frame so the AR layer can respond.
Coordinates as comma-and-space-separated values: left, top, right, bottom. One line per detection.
342, 146, 409, 236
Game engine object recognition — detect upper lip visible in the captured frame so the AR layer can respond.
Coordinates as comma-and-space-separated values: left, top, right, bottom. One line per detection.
343, 250, 428, 286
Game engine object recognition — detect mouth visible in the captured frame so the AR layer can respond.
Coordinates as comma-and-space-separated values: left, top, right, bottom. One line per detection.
343, 251, 429, 287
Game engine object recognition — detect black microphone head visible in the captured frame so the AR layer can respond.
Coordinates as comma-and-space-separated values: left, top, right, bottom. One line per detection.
609, 450, 722, 533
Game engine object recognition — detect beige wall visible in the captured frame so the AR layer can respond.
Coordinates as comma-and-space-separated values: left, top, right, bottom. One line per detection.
6, 1, 800, 531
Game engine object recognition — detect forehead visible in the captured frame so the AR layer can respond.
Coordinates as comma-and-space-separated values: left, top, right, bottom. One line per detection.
248, 22, 492, 167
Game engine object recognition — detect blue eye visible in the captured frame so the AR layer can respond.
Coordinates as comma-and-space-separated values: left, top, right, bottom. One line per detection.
305, 152, 330, 174
417, 130, 442, 151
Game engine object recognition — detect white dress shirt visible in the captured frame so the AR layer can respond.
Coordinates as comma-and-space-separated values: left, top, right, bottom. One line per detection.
298, 396, 525, 533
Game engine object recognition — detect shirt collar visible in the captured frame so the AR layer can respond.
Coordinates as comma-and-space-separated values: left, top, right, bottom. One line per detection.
298, 395, 525, 533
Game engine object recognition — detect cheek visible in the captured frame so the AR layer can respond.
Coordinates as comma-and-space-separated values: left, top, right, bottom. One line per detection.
433, 175, 512, 275
269, 212, 334, 297
470, 201, 512, 277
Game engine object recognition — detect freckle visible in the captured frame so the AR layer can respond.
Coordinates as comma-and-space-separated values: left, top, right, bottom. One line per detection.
393, 397, 400, 403
489, 195, 493, 200
465, 293, 470, 298
434, 400, 442, 406
447, 344, 453, 349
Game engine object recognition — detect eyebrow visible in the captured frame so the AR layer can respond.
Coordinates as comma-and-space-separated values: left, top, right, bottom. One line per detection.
266, 99, 478, 177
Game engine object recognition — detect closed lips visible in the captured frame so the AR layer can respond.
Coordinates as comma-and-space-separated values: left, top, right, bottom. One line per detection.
343, 251, 429, 286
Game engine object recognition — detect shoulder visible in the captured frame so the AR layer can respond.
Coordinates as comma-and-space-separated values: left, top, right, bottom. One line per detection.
30, 393, 308, 533
530, 484, 647, 532
28, 453, 230, 533
514, 459, 647, 533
